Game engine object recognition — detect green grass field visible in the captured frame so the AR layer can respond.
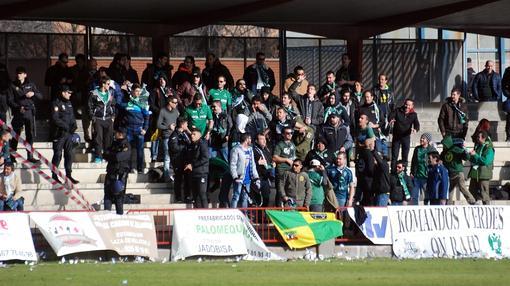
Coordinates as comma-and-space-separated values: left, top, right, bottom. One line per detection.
1, 259, 508, 286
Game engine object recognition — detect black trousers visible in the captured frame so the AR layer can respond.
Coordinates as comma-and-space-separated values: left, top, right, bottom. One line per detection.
259, 178, 271, 207
11, 116, 35, 159
104, 172, 128, 215
172, 164, 186, 202
391, 135, 411, 173
52, 134, 74, 176
188, 174, 208, 208
506, 113, 510, 141
93, 118, 114, 158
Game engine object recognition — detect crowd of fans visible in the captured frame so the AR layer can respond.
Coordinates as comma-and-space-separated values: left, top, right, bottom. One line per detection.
0, 52, 507, 213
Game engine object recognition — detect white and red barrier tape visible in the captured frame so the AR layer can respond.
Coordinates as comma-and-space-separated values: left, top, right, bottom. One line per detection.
11, 152, 90, 210
0, 119, 93, 210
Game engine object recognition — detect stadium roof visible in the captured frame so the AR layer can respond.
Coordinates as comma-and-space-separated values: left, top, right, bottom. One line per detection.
1, 0, 509, 38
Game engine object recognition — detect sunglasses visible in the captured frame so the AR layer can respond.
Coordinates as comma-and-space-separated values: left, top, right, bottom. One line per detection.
257, 58, 265, 61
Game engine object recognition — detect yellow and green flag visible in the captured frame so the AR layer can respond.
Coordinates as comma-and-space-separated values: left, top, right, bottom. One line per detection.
266, 210, 343, 249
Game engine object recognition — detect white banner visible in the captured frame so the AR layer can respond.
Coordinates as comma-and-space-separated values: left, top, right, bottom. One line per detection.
388, 205, 510, 258
347, 207, 392, 245
0, 213, 37, 261
30, 212, 106, 257
30, 212, 158, 258
171, 209, 281, 261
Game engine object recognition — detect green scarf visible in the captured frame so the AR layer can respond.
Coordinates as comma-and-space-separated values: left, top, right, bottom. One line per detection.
398, 172, 410, 200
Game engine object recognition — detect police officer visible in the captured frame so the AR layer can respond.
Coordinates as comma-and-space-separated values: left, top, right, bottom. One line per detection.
51, 85, 79, 184
9, 66, 42, 164
0, 62, 10, 123
168, 116, 191, 203
103, 129, 131, 215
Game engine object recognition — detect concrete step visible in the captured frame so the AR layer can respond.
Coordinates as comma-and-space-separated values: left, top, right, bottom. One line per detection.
23, 203, 189, 211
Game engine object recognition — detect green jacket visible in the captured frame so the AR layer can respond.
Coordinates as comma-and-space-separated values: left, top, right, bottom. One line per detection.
440, 136, 467, 174
411, 144, 436, 178
308, 170, 327, 206
467, 138, 494, 181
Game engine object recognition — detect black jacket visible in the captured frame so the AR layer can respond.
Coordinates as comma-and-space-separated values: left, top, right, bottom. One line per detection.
202, 60, 234, 90
169, 129, 191, 168
317, 123, 353, 154
105, 137, 131, 176
296, 96, 324, 127
373, 151, 391, 195
10, 79, 42, 120
51, 97, 77, 140
304, 149, 335, 169
184, 138, 209, 177
390, 173, 413, 202
0, 63, 10, 119
243, 64, 276, 93
210, 112, 232, 149
88, 88, 116, 119
359, 102, 385, 136
389, 106, 420, 138
253, 144, 274, 180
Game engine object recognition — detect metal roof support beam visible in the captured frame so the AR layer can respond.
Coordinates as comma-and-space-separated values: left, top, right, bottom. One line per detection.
355, 0, 501, 39
0, 0, 70, 19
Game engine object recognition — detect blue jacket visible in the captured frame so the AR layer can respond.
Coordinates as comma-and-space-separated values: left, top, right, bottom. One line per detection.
121, 97, 150, 131
472, 70, 502, 101
426, 163, 449, 200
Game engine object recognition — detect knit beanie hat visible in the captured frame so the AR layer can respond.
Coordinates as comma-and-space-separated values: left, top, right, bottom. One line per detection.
421, 132, 432, 143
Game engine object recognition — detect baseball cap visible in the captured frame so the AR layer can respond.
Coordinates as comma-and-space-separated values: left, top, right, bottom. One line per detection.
310, 159, 321, 167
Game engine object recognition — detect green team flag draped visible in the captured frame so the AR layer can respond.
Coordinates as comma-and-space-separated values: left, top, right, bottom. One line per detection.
266, 210, 343, 249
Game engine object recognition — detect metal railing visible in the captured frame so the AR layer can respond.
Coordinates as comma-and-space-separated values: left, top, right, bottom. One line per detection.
126, 207, 370, 246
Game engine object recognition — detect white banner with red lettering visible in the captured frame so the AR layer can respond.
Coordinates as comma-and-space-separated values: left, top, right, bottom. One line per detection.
388, 205, 510, 258
0, 213, 37, 261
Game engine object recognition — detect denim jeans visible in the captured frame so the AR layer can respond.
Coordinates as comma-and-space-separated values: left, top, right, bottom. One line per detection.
162, 138, 171, 177
411, 177, 427, 205
375, 193, 389, 206
127, 129, 145, 171
376, 138, 388, 158
0, 197, 24, 211
151, 138, 160, 161
335, 194, 347, 207
231, 181, 250, 208
309, 204, 323, 212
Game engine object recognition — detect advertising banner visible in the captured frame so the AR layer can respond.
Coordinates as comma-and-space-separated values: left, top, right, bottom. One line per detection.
171, 209, 280, 261
91, 213, 158, 258
388, 205, 510, 258
347, 207, 392, 245
0, 213, 37, 261
30, 212, 158, 258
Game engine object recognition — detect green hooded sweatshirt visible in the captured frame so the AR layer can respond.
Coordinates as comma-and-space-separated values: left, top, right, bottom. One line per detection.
440, 136, 468, 174
467, 137, 494, 181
